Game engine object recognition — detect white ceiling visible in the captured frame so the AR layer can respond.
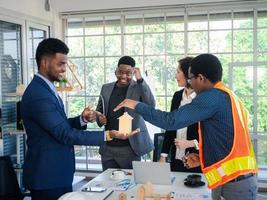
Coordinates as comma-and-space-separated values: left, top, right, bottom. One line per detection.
51, 0, 247, 13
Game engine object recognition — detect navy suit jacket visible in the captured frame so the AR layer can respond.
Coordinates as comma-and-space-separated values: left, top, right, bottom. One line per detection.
21, 75, 104, 190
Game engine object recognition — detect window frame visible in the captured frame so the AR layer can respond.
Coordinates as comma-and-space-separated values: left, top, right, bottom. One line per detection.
63, 4, 267, 180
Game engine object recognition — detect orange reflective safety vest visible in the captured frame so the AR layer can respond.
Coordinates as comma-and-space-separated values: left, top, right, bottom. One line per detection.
198, 81, 257, 189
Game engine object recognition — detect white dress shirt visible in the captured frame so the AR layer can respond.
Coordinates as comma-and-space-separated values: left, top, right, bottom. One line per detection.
175, 90, 196, 160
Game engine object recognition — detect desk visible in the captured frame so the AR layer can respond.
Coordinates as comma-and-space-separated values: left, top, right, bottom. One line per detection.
59, 169, 211, 200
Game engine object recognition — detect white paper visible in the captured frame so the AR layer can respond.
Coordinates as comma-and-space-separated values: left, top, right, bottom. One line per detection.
174, 191, 211, 200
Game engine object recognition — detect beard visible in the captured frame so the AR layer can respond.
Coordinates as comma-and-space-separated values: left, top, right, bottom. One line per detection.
47, 72, 61, 82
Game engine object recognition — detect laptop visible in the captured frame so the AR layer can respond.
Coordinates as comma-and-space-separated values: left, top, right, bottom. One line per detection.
132, 161, 172, 185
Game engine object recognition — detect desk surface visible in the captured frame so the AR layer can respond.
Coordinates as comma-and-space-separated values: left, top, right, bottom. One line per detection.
59, 168, 211, 200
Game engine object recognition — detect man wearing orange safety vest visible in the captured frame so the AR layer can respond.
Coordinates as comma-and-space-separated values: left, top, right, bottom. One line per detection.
114, 54, 258, 200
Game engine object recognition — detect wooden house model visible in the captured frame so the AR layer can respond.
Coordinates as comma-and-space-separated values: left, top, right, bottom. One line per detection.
118, 112, 133, 135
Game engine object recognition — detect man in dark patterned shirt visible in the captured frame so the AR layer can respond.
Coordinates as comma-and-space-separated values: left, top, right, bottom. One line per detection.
114, 54, 257, 200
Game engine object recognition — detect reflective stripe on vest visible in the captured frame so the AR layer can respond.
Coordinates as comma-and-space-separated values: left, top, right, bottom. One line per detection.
204, 147, 257, 187
199, 82, 258, 189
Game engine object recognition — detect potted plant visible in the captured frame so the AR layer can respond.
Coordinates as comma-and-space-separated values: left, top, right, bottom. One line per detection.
60, 79, 67, 88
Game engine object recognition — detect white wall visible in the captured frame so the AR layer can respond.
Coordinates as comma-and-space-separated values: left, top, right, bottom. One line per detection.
0, 0, 63, 38
51, 0, 237, 13
0, 0, 54, 21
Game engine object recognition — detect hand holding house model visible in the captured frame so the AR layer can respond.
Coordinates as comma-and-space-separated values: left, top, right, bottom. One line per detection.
118, 112, 133, 135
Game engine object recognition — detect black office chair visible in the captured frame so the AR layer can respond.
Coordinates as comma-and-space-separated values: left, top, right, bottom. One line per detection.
153, 133, 172, 162
0, 156, 30, 200
153, 133, 166, 162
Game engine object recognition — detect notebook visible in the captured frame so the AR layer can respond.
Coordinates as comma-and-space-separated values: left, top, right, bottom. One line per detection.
132, 161, 172, 185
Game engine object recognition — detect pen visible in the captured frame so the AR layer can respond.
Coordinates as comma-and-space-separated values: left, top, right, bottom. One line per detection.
103, 190, 114, 200
116, 179, 131, 186
124, 171, 132, 175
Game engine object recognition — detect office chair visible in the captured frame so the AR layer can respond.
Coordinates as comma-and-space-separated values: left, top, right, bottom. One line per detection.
0, 156, 30, 200
153, 133, 166, 162
153, 133, 172, 162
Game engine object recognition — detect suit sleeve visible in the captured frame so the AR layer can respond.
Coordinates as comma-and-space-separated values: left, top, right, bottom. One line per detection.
161, 130, 176, 154
68, 116, 87, 130
138, 79, 156, 107
161, 92, 179, 154
27, 97, 105, 146
95, 88, 104, 127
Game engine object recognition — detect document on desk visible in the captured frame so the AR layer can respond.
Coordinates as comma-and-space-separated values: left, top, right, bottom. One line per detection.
112, 178, 135, 191
81, 189, 114, 200
174, 192, 211, 200
89, 179, 134, 191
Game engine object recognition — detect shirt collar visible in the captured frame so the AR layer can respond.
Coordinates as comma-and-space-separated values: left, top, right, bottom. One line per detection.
182, 89, 196, 100
36, 73, 58, 95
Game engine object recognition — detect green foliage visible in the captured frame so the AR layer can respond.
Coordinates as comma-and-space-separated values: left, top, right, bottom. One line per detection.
225, 18, 267, 166
68, 97, 85, 118
67, 13, 267, 166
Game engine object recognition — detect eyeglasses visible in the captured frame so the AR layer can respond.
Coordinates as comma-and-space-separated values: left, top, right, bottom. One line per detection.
116, 70, 134, 77
187, 75, 197, 85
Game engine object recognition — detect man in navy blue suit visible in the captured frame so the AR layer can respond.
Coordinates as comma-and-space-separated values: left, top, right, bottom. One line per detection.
21, 38, 139, 200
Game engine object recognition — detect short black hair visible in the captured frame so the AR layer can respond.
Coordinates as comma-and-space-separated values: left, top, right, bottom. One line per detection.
178, 57, 194, 79
35, 38, 69, 69
117, 56, 135, 68
190, 54, 222, 83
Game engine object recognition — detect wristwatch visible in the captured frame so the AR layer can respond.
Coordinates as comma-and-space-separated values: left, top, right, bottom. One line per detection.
137, 78, 144, 84
105, 130, 113, 141
193, 139, 199, 150
160, 153, 168, 158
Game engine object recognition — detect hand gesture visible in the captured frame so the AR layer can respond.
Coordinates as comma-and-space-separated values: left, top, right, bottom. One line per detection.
133, 67, 142, 80
109, 128, 140, 140
175, 139, 194, 149
182, 153, 200, 169
113, 99, 139, 112
159, 156, 166, 163
82, 106, 97, 123
95, 111, 107, 126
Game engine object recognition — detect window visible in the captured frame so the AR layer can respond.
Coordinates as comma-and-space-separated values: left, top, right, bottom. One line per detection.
64, 6, 267, 171
26, 23, 49, 83
0, 10, 51, 188
0, 20, 22, 162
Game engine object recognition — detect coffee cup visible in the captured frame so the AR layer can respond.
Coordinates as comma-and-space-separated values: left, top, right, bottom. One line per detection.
111, 170, 125, 180
186, 174, 201, 185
